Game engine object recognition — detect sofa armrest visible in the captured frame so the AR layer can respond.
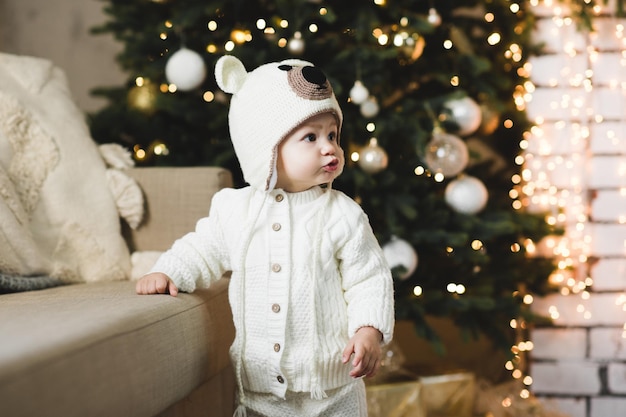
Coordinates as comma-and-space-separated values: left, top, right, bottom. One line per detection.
124, 167, 233, 252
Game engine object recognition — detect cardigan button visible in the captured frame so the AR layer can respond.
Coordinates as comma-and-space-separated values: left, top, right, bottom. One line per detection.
272, 223, 281, 231
277, 375, 285, 384
274, 343, 281, 352
271, 263, 282, 273
271, 303, 281, 313
275, 194, 284, 202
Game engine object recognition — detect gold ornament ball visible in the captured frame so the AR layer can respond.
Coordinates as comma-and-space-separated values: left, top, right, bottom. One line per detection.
398, 34, 426, 63
358, 138, 388, 174
127, 82, 158, 115
424, 130, 469, 177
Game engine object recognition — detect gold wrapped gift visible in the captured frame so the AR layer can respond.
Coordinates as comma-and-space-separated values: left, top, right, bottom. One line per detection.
366, 379, 425, 417
419, 371, 475, 417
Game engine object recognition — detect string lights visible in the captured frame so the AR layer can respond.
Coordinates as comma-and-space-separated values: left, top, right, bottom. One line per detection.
521, 0, 626, 323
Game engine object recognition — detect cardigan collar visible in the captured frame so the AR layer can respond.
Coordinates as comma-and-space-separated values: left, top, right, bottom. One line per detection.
268, 185, 325, 206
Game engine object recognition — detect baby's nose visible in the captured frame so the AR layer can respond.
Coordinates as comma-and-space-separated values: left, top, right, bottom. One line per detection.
320, 141, 336, 154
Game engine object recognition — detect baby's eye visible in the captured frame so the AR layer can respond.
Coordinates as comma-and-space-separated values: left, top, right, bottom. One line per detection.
328, 131, 337, 142
304, 133, 317, 142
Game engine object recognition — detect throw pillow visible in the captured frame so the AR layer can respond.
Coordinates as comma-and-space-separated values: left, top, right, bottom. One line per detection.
0, 53, 130, 284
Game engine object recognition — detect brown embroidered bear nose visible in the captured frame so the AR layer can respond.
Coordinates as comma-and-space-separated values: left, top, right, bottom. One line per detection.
278, 64, 333, 101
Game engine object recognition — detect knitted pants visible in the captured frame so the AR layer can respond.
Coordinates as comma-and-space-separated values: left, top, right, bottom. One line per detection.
241, 379, 367, 417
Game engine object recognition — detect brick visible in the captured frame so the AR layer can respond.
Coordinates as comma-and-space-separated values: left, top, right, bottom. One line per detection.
590, 17, 626, 51
592, 88, 625, 120
590, 328, 626, 359
532, 18, 587, 54
589, 156, 626, 188
592, 53, 624, 86
608, 363, 626, 393
533, 293, 626, 326
592, 0, 621, 15
590, 224, 626, 257
591, 259, 626, 291
538, 397, 586, 417
526, 121, 587, 155
525, 192, 586, 225
591, 396, 626, 417
590, 121, 626, 154
526, 88, 588, 122
529, 54, 588, 87
532, 361, 601, 395
532, 328, 587, 360
591, 191, 626, 222
524, 154, 586, 189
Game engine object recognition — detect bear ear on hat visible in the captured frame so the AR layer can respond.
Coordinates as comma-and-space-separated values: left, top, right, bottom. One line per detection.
215, 55, 248, 94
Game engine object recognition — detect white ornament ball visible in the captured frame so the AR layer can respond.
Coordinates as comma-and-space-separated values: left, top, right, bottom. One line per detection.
445, 175, 488, 214
424, 131, 469, 177
349, 81, 370, 105
288, 32, 306, 55
443, 96, 482, 136
165, 48, 207, 91
358, 138, 388, 174
360, 97, 380, 118
383, 237, 418, 280
427, 8, 442, 27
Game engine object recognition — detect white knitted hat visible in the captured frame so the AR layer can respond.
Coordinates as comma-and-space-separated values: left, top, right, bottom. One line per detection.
215, 55, 343, 191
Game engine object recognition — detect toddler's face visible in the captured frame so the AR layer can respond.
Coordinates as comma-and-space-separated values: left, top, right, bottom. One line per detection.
275, 112, 344, 193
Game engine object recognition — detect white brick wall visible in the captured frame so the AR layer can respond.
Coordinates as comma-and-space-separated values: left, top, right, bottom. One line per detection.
528, 4, 626, 417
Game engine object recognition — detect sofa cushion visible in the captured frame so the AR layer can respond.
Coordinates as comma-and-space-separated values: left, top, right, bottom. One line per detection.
0, 53, 130, 284
125, 167, 233, 252
0, 279, 235, 417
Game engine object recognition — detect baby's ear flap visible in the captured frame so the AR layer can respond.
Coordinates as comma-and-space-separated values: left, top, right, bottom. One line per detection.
215, 55, 247, 94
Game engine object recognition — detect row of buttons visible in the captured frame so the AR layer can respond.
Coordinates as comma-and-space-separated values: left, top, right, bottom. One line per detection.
273, 193, 285, 386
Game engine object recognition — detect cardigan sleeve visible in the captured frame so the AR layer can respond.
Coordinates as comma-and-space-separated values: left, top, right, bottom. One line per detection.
337, 210, 395, 345
150, 190, 231, 293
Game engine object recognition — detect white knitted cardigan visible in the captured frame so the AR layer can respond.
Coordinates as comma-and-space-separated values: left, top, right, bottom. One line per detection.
151, 185, 395, 413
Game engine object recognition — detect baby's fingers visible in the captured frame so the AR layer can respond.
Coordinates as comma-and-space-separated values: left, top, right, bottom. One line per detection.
168, 280, 179, 296
154, 279, 169, 294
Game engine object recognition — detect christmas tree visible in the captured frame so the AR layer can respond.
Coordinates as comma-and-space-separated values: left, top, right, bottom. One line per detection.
89, 0, 557, 354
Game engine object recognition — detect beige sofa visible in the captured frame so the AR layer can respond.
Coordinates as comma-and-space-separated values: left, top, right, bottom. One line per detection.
0, 166, 236, 417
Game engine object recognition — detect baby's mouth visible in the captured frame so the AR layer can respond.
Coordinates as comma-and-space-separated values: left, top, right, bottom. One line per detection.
323, 159, 339, 172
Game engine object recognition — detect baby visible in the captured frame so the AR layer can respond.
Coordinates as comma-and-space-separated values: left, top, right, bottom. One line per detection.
136, 55, 394, 417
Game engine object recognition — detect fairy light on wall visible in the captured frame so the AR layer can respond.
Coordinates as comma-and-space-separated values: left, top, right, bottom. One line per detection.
520, 1, 598, 328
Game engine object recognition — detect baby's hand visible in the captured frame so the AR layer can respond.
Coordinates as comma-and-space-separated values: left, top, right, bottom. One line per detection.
136, 272, 179, 296
342, 326, 383, 378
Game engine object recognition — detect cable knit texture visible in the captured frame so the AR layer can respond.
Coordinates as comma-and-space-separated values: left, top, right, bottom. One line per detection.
151, 185, 395, 398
